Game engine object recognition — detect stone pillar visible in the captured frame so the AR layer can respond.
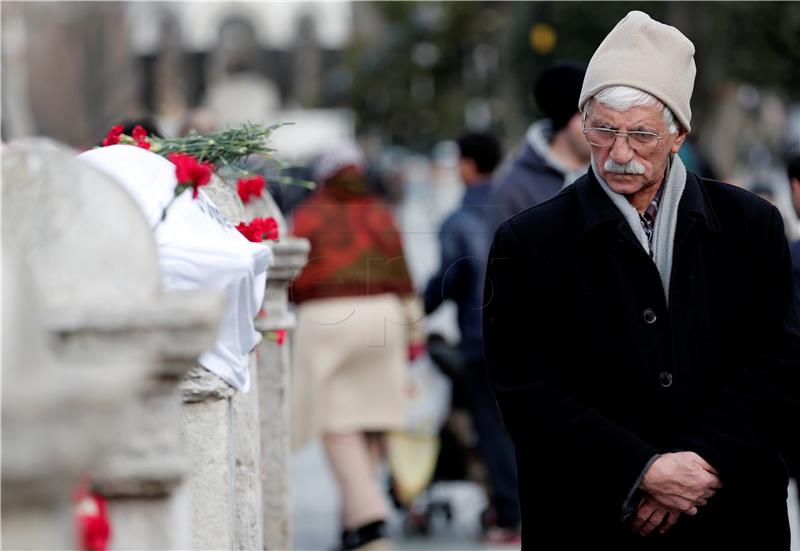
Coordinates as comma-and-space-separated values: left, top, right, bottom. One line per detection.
232, 355, 265, 550
244, 193, 310, 550
2, 139, 223, 550
180, 175, 269, 550
84, 291, 222, 551
3, 3, 138, 147
180, 366, 238, 549
1, 251, 145, 550
257, 238, 309, 550
1, 3, 37, 139
291, 14, 322, 108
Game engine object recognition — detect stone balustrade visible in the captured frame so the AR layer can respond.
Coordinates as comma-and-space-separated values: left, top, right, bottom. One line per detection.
1, 140, 309, 550
2, 140, 224, 549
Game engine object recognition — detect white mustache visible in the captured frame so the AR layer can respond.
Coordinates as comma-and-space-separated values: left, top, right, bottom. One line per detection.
604, 159, 645, 175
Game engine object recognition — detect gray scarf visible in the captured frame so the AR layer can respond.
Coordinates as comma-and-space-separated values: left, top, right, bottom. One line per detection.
592, 154, 687, 303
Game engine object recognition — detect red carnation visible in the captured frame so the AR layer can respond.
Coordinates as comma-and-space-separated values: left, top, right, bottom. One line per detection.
101, 125, 124, 147
132, 125, 147, 142
131, 125, 151, 150
167, 152, 213, 199
74, 484, 111, 551
236, 221, 257, 242
252, 216, 279, 241
237, 175, 266, 204
236, 217, 279, 242
265, 329, 286, 345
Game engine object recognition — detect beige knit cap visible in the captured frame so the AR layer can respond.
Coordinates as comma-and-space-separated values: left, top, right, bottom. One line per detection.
578, 11, 696, 132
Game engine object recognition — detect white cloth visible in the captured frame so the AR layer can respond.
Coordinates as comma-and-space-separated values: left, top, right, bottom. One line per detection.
592, 154, 687, 302
79, 145, 272, 391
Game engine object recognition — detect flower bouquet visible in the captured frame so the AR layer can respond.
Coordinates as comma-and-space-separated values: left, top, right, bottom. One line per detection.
100, 122, 304, 242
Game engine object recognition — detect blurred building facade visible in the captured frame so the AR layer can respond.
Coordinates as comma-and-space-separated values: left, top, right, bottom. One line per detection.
2, 0, 799, 226
2, 2, 138, 147
2, 1, 356, 151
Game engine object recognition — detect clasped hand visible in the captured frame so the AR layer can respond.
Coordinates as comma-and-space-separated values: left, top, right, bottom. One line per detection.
630, 451, 722, 537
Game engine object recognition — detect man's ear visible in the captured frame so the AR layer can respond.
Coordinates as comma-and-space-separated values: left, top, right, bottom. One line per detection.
670, 130, 688, 154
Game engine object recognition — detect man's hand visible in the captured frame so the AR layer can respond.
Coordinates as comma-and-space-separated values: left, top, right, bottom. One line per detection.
630, 494, 681, 536
640, 452, 722, 514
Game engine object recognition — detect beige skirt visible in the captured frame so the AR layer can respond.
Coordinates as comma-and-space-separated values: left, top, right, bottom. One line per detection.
291, 293, 409, 450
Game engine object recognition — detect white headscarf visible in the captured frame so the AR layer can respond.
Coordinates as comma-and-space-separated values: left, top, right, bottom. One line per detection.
313, 142, 365, 184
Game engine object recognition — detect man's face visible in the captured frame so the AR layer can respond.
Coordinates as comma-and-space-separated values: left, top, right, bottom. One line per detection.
458, 156, 478, 185
584, 100, 687, 197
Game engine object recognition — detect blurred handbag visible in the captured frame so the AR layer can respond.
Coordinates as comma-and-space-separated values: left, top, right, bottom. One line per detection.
403, 351, 452, 436
388, 351, 452, 506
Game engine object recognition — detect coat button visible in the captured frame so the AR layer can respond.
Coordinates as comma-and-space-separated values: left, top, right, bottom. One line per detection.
659, 372, 673, 388
643, 308, 657, 324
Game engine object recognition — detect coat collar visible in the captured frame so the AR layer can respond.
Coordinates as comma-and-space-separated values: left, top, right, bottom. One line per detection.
574, 165, 721, 235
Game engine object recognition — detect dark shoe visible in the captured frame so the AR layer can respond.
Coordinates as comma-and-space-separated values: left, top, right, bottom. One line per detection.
339, 520, 388, 551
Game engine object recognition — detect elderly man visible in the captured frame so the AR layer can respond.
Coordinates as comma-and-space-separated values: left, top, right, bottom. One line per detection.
483, 11, 800, 549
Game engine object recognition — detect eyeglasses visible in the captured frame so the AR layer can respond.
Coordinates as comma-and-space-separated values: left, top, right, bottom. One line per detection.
583, 127, 664, 150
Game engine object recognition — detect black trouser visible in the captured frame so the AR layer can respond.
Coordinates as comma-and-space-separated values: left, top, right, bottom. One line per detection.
465, 359, 520, 528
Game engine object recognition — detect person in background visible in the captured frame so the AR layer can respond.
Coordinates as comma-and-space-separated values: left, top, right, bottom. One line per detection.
488, 61, 589, 231
424, 132, 520, 544
676, 137, 718, 180
484, 11, 800, 548
289, 143, 425, 551
787, 154, 800, 307
178, 107, 218, 137
750, 179, 800, 243
750, 183, 776, 205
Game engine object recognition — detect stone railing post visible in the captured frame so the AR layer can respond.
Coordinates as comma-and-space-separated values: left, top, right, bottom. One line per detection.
84, 291, 222, 551
1, 251, 147, 550
256, 237, 309, 550
179, 365, 239, 549
181, 176, 268, 549
244, 193, 310, 550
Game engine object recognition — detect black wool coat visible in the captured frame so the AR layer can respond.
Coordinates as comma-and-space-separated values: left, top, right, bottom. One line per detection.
483, 168, 800, 550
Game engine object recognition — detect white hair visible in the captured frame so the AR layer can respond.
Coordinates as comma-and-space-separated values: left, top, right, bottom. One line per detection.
585, 86, 679, 134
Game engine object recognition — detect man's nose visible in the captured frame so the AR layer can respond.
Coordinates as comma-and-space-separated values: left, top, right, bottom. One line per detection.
609, 135, 634, 163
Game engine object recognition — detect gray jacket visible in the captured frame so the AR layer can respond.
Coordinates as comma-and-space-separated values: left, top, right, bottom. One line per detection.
488, 120, 585, 233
